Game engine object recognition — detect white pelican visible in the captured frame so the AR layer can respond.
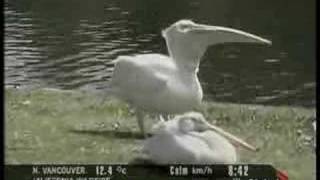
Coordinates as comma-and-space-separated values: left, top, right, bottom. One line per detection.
142, 112, 257, 164
110, 19, 271, 136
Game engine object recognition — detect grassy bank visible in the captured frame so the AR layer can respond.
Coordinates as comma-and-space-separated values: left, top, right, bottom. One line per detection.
5, 89, 316, 180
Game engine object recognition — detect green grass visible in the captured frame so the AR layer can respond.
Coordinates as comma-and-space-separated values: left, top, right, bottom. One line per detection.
5, 88, 316, 180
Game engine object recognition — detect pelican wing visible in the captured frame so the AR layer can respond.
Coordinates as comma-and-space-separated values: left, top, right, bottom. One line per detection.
111, 54, 173, 101
195, 131, 237, 164
143, 134, 201, 164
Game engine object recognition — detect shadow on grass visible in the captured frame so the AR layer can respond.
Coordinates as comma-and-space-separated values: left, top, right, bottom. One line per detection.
68, 129, 152, 140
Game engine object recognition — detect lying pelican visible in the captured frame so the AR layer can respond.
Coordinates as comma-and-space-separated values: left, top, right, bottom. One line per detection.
110, 19, 271, 136
142, 112, 257, 164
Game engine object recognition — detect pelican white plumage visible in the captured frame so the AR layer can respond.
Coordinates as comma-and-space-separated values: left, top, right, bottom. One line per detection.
142, 112, 256, 164
110, 19, 271, 136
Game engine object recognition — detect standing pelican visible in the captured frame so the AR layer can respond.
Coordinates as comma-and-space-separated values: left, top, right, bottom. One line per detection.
142, 112, 257, 164
110, 19, 271, 136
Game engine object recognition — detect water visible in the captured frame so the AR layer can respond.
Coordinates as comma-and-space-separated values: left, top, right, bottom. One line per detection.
4, 0, 315, 107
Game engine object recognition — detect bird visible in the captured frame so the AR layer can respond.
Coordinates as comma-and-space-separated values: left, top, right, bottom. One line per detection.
141, 112, 257, 164
109, 19, 271, 136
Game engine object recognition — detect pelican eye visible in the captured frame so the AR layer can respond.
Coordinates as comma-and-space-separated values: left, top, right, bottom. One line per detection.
189, 117, 198, 122
177, 23, 193, 33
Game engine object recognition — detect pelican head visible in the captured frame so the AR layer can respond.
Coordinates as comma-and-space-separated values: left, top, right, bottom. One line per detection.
162, 19, 271, 70
176, 112, 258, 152
177, 112, 209, 133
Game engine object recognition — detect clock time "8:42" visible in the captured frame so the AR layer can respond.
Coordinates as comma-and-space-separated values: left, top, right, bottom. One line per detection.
228, 165, 249, 177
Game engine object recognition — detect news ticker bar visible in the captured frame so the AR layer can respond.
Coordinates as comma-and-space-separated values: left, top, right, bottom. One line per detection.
5, 164, 286, 180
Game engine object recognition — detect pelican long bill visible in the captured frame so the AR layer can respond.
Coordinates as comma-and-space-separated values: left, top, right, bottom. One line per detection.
206, 122, 258, 152
191, 23, 272, 45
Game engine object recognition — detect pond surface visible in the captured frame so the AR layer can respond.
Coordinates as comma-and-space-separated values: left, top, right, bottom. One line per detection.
4, 0, 315, 107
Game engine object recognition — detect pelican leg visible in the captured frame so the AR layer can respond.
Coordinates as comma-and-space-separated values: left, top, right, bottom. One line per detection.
159, 114, 171, 121
157, 115, 165, 122
136, 110, 146, 138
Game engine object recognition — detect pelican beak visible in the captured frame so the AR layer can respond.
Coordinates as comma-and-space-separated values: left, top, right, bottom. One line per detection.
205, 122, 259, 152
192, 24, 272, 45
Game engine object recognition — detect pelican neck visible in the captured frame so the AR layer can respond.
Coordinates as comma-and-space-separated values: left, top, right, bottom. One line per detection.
171, 57, 200, 74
